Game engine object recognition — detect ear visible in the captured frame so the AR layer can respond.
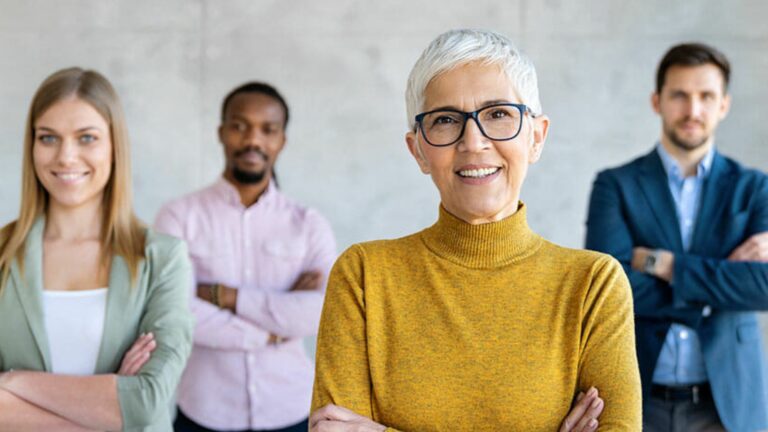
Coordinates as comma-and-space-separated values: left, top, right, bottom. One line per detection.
528, 114, 549, 164
719, 93, 731, 120
651, 92, 661, 114
406, 131, 431, 174
218, 124, 225, 144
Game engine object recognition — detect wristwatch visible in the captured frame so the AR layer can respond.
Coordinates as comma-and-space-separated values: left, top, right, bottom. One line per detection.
643, 250, 661, 275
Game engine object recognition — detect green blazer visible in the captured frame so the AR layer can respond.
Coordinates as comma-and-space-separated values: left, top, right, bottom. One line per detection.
0, 217, 194, 431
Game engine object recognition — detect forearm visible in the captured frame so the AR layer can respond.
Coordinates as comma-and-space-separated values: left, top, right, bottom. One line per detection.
190, 296, 271, 350
0, 371, 122, 431
0, 388, 99, 432
236, 289, 325, 338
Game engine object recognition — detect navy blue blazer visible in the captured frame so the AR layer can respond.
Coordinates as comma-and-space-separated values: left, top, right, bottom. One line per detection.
586, 149, 768, 432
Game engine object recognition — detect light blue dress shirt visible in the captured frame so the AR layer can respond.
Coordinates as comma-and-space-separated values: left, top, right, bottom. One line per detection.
652, 143, 715, 385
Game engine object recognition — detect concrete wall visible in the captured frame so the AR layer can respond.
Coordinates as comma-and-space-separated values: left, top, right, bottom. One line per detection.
2, 0, 766, 249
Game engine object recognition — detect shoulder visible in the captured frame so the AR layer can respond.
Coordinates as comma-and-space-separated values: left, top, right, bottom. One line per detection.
540, 240, 622, 274
330, 233, 424, 273
157, 183, 219, 216
595, 151, 651, 181
143, 228, 190, 265
718, 152, 768, 184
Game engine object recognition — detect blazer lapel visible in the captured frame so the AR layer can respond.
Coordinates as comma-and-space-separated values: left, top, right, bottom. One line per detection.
690, 152, 734, 253
11, 217, 52, 371
94, 254, 134, 373
636, 151, 684, 251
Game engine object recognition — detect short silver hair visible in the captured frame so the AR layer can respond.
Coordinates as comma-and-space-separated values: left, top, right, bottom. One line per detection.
405, 29, 542, 130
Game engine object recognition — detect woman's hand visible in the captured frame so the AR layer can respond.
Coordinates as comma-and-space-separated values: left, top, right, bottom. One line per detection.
310, 404, 387, 432
117, 333, 156, 375
559, 387, 604, 432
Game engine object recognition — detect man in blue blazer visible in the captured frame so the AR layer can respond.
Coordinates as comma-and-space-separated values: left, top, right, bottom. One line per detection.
586, 43, 768, 431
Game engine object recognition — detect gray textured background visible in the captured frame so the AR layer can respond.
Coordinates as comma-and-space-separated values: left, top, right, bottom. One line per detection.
2, 0, 766, 250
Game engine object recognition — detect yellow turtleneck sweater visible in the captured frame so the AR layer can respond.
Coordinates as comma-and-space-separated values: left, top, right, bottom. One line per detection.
312, 204, 641, 431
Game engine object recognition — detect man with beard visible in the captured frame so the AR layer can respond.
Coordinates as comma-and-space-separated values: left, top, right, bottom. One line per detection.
585, 43, 768, 431
155, 82, 336, 432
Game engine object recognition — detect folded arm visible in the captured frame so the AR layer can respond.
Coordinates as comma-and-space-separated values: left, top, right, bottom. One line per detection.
0, 371, 121, 431
0, 386, 101, 432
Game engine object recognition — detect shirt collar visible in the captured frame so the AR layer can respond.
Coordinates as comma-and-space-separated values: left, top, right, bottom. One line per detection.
213, 175, 278, 209
656, 142, 715, 180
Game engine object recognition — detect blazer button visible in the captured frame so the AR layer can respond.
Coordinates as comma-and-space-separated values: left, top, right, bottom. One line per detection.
702, 305, 712, 317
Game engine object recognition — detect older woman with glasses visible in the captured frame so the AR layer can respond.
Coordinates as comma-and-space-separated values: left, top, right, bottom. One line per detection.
309, 29, 641, 431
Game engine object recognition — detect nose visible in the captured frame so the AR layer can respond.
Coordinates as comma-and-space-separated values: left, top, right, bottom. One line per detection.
242, 125, 264, 147
686, 97, 704, 119
457, 117, 490, 153
56, 138, 78, 164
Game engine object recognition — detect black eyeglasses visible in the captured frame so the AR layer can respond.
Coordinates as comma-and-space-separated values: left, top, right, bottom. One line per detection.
414, 103, 537, 147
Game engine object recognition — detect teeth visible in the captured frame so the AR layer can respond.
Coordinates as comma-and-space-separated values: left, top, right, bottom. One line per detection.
458, 167, 499, 178
55, 173, 87, 180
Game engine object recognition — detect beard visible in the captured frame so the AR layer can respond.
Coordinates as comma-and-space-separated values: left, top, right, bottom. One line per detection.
664, 119, 709, 151
232, 166, 266, 184
230, 147, 268, 184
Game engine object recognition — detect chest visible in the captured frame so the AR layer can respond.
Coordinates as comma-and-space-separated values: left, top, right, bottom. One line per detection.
362, 264, 583, 430
183, 207, 311, 291
42, 240, 109, 291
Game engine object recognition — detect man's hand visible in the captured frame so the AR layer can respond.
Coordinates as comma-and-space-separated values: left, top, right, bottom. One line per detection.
729, 232, 768, 262
196, 283, 237, 312
291, 270, 323, 291
117, 332, 156, 376
559, 387, 604, 432
632, 247, 674, 282
310, 404, 387, 432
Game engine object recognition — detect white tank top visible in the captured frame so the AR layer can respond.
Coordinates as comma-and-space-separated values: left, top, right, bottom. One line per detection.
42, 288, 108, 375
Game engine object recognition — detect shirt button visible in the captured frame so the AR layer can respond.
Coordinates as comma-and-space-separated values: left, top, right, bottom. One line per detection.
702, 305, 712, 317
679, 330, 689, 340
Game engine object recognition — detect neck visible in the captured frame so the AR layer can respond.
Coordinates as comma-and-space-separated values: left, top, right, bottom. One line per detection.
45, 198, 103, 241
224, 171, 270, 207
659, 135, 713, 177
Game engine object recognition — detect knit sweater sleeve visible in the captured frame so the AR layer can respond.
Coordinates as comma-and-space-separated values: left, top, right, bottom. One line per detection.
578, 255, 642, 430
311, 245, 403, 431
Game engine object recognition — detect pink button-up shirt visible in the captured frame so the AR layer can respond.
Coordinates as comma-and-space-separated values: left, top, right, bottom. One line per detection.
155, 178, 336, 430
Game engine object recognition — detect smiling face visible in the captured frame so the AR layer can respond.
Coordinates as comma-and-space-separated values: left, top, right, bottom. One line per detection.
33, 96, 113, 212
406, 62, 549, 224
652, 64, 730, 154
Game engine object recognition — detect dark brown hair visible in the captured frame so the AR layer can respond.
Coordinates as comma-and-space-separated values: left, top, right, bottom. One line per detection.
656, 43, 730, 94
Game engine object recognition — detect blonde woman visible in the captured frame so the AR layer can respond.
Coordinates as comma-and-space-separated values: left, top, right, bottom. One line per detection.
0, 67, 193, 431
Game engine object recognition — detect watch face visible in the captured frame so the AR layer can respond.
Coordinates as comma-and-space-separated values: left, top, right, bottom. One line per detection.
644, 253, 657, 274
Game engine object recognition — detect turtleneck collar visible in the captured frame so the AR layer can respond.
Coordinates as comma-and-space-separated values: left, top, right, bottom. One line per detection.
421, 202, 543, 269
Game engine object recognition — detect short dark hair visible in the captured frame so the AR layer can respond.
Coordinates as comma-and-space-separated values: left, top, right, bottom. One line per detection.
655, 43, 730, 94
220, 82, 290, 128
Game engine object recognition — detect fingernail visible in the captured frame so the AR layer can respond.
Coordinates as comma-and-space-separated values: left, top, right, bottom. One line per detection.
587, 387, 597, 397
589, 418, 597, 428
147, 332, 154, 338
591, 398, 601, 409
576, 392, 584, 401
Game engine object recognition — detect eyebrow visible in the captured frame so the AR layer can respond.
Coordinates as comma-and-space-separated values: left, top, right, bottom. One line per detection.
427, 99, 514, 112
226, 114, 283, 125
35, 126, 102, 133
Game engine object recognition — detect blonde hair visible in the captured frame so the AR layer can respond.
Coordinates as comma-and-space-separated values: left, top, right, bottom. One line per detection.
0, 67, 145, 289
